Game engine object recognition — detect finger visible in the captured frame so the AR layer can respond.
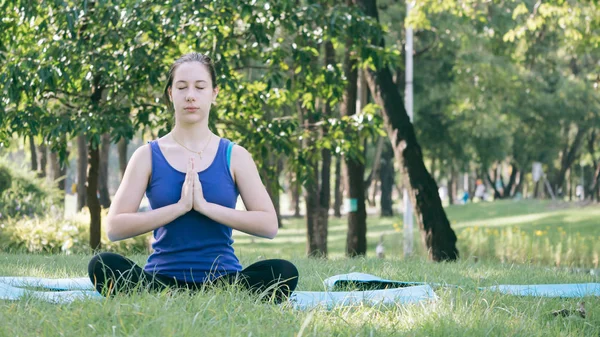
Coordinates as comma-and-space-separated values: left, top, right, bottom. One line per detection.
187, 158, 193, 173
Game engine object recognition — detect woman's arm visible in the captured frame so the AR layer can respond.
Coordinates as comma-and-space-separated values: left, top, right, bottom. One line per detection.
193, 145, 278, 239
106, 144, 192, 242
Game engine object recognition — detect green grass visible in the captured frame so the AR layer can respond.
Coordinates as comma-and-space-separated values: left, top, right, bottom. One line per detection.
1, 200, 599, 336
235, 200, 600, 268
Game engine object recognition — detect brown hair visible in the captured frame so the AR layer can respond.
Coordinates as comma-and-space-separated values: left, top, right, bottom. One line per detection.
163, 53, 217, 112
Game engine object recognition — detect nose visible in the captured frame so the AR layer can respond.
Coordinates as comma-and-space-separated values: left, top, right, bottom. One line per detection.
185, 94, 195, 102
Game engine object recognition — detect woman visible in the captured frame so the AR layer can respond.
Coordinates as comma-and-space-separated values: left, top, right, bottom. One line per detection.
88, 53, 298, 303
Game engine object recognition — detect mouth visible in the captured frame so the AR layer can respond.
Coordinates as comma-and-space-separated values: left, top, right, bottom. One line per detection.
184, 107, 199, 112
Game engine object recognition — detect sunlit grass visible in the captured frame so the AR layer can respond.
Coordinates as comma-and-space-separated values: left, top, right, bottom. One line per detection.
1, 200, 600, 336
0, 253, 598, 336
234, 200, 600, 268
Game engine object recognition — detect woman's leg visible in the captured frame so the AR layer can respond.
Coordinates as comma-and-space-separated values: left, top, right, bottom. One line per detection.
88, 252, 176, 296
220, 259, 299, 303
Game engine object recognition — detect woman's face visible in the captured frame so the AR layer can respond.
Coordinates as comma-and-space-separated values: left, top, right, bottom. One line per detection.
169, 62, 218, 125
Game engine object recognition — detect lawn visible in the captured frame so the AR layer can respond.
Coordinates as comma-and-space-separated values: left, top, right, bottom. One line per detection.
1, 200, 599, 336
235, 199, 600, 268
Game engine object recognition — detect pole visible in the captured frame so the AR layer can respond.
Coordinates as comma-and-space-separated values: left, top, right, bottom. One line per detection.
403, 0, 414, 258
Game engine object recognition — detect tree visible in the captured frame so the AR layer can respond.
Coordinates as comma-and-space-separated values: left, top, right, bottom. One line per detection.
357, 0, 459, 261
341, 13, 367, 256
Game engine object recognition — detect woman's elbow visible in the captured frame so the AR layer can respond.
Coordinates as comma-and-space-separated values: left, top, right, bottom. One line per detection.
265, 215, 278, 239
105, 217, 121, 242
265, 227, 278, 240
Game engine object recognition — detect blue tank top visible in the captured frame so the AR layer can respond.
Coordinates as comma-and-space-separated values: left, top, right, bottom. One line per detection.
143, 137, 242, 282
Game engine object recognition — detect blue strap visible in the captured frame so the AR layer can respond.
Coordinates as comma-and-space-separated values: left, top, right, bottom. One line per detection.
227, 141, 235, 171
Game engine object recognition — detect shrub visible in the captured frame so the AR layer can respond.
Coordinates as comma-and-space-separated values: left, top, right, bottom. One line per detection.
0, 166, 10, 194
0, 158, 64, 220
0, 209, 150, 254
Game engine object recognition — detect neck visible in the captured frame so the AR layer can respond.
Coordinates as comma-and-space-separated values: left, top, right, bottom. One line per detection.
171, 123, 212, 149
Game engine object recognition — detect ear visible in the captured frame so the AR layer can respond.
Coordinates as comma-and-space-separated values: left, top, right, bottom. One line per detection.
212, 87, 219, 102
168, 87, 172, 101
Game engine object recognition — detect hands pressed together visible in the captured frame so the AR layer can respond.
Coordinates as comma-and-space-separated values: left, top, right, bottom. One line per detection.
179, 158, 208, 214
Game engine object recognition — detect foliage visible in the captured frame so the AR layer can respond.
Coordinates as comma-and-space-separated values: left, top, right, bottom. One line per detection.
0, 158, 63, 219
0, 209, 150, 254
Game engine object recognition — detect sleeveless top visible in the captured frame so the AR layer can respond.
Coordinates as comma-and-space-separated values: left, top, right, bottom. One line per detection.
143, 137, 242, 282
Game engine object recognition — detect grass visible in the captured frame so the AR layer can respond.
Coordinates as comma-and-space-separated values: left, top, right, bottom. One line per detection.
235, 199, 600, 268
1, 200, 599, 336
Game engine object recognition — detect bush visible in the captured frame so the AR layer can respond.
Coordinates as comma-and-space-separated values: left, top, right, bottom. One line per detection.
0, 166, 10, 194
0, 209, 151, 254
0, 158, 64, 220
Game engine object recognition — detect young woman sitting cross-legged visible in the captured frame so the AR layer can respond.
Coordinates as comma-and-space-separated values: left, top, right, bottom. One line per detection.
88, 53, 298, 303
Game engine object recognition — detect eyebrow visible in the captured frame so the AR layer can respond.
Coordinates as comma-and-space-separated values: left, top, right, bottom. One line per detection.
175, 80, 208, 84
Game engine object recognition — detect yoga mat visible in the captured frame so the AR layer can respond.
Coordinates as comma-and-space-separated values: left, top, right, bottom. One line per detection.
1, 273, 598, 308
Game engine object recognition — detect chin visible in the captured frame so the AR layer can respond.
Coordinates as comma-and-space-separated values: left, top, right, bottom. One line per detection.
178, 112, 206, 124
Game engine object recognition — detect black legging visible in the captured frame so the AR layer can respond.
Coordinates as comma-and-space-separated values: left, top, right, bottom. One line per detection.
88, 252, 299, 303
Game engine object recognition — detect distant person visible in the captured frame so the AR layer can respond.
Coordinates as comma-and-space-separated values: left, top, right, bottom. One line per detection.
475, 179, 486, 202
87, 53, 298, 303
461, 191, 469, 204
438, 186, 447, 202
576, 185, 584, 200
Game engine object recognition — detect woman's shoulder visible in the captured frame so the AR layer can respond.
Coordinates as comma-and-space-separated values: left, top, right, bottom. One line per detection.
229, 142, 251, 159
128, 143, 153, 168
229, 143, 256, 174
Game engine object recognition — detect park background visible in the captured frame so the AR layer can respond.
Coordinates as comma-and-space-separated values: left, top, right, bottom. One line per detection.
0, 0, 599, 336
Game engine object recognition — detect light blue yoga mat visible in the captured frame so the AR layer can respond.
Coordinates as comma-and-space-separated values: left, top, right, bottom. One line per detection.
481, 283, 600, 297
0, 273, 437, 308
1, 273, 598, 309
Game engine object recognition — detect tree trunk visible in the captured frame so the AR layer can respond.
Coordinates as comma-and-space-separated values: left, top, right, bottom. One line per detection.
98, 133, 111, 209
594, 165, 600, 202
587, 130, 599, 201
468, 171, 476, 201
567, 168, 573, 201
553, 126, 587, 194
276, 158, 283, 226
261, 154, 283, 228
358, 0, 458, 261
293, 172, 301, 217
379, 141, 394, 217
287, 169, 294, 213
77, 135, 88, 212
345, 156, 367, 256
37, 140, 47, 178
448, 166, 456, 205
47, 147, 67, 203
342, 29, 367, 257
333, 155, 343, 217
534, 179, 541, 199
505, 163, 519, 198
304, 134, 326, 257
48, 150, 63, 190
87, 144, 102, 251
513, 170, 524, 198
486, 165, 502, 199
316, 40, 335, 242
300, 55, 323, 257
48, 149, 57, 182
305, 162, 325, 257
117, 137, 128, 182
305, 40, 335, 257
29, 136, 37, 172
365, 136, 384, 207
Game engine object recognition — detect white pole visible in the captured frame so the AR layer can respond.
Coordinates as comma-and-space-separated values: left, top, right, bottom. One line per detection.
403, 0, 414, 258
